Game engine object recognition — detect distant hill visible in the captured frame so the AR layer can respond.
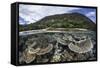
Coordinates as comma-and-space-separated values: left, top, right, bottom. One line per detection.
19, 13, 96, 31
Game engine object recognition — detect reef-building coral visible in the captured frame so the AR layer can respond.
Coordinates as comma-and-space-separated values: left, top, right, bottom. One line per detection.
36, 44, 53, 55
22, 48, 36, 63
20, 41, 53, 63
68, 38, 93, 53
53, 34, 71, 45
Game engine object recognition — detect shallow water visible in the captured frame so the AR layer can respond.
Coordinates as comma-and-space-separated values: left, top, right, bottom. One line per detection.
19, 30, 97, 64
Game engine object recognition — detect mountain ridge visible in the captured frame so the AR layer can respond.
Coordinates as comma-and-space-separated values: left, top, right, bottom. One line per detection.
19, 13, 96, 31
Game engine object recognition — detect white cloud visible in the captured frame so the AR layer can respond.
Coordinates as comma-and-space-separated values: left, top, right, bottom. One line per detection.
86, 11, 96, 22
86, 12, 95, 17
19, 4, 81, 24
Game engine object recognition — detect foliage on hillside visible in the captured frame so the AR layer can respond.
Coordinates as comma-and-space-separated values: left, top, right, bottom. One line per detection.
19, 13, 96, 31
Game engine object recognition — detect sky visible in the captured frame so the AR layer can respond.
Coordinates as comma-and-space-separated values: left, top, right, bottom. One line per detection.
19, 4, 96, 25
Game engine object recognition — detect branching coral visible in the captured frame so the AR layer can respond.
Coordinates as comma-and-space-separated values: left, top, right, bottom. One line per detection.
51, 54, 61, 62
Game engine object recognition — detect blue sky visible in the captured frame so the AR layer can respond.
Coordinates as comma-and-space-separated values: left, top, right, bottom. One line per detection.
19, 4, 96, 25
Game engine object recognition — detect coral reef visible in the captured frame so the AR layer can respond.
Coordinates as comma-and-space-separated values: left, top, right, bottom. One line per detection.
19, 36, 53, 63
19, 30, 96, 64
